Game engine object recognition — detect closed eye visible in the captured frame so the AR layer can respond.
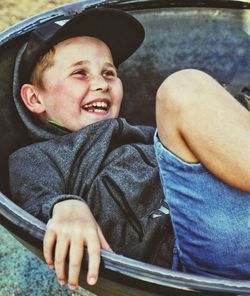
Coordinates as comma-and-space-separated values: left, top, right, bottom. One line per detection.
103, 70, 117, 78
72, 69, 88, 77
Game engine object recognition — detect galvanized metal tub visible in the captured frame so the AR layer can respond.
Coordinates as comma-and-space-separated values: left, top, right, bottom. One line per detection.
0, 0, 250, 295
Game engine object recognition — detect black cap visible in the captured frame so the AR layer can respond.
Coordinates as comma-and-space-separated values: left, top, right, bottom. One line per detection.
19, 7, 145, 84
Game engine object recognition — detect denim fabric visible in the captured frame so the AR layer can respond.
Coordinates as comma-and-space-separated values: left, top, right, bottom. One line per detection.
154, 132, 250, 279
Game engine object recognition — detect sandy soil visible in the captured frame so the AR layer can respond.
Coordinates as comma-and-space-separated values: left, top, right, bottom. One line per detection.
0, 0, 77, 31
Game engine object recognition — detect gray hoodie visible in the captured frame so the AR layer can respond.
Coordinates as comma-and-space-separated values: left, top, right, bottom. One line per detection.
9, 45, 173, 267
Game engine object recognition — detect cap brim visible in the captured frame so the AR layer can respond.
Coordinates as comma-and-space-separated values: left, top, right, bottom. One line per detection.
52, 8, 145, 67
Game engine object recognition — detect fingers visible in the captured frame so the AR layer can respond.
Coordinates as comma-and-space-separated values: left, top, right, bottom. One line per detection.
67, 238, 84, 290
44, 227, 110, 289
43, 200, 112, 290
86, 236, 101, 285
97, 226, 113, 252
54, 237, 70, 286
44, 224, 102, 289
43, 220, 56, 269
44, 220, 70, 287
86, 226, 113, 285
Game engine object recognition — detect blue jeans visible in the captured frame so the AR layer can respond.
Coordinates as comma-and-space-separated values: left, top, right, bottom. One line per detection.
154, 132, 250, 279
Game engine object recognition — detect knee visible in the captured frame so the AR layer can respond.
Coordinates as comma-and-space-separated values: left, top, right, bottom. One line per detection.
156, 69, 215, 114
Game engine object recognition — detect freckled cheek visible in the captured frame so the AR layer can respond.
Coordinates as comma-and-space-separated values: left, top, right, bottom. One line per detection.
50, 82, 88, 109
114, 81, 123, 110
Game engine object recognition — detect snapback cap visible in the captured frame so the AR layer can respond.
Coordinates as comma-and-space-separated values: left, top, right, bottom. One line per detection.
19, 7, 145, 84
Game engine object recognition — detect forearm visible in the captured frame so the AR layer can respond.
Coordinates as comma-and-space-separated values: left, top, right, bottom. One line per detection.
9, 149, 83, 221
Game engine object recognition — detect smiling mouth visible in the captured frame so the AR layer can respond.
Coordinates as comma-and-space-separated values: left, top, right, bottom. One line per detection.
82, 99, 110, 114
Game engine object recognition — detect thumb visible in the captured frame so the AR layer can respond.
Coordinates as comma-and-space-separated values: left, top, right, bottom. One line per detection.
97, 226, 113, 252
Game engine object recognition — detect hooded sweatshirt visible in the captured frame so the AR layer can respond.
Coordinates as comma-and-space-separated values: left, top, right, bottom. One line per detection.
9, 45, 174, 267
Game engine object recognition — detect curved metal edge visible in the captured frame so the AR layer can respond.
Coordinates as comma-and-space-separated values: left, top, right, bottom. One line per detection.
0, 0, 106, 46
0, 192, 45, 240
103, 0, 250, 11
1, 0, 250, 294
0, 0, 249, 47
1, 192, 250, 294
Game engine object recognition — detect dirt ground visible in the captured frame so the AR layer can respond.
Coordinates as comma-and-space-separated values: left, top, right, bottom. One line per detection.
0, 0, 77, 31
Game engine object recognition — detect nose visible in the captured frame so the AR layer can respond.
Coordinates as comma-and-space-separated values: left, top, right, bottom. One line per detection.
90, 74, 109, 92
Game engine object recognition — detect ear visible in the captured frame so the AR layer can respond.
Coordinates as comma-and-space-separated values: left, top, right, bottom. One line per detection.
20, 84, 46, 114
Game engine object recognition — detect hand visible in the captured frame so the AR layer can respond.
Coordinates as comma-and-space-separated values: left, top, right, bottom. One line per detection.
43, 199, 112, 290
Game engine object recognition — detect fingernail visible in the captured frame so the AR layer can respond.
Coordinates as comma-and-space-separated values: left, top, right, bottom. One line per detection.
88, 276, 96, 285
48, 264, 54, 270
68, 284, 77, 290
59, 280, 66, 286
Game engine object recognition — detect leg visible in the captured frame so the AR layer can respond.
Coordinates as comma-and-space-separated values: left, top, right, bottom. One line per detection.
155, 69, 250, 279
156, 69, 250, 192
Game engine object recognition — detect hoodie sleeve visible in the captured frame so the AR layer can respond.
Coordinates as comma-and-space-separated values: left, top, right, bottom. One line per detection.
9, 144, 83, 222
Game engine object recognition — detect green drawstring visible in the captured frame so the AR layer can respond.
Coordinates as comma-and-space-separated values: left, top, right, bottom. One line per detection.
48, 120, 70, 132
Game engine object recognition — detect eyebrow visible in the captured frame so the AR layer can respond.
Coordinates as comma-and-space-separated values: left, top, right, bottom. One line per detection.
69, 60, 116, 70
104, 62, 117, 70
70, 60, 90, 68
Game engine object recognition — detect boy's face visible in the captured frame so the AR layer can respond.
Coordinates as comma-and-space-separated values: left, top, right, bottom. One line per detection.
36, 36, 123, 131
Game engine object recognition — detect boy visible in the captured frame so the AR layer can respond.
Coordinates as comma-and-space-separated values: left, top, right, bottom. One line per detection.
9, 8, 172, 290
10, 4, 250, 290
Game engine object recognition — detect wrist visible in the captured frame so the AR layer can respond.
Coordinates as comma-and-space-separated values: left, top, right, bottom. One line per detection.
52, 199, 86, 216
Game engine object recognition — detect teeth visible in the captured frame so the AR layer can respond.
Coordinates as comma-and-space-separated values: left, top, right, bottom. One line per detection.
94, 109, 105, 113
93, 102, 107, 108
83, 101, 108, 109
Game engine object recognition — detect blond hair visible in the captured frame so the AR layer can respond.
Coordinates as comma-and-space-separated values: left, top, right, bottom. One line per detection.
30, 47, 55, 89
